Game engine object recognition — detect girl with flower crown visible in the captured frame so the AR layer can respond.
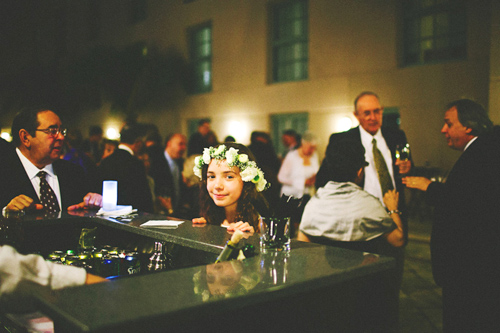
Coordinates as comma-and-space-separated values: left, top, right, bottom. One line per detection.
192, 143, 269, 233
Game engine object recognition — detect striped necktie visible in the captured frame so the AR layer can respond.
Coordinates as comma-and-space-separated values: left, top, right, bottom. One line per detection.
37, 171, 60, 214
372, 138, 394, 195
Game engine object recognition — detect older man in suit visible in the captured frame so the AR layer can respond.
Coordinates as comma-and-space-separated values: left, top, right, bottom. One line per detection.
1, 108, 102, 214
404, 99, 500, 332
148, 133, 189, 217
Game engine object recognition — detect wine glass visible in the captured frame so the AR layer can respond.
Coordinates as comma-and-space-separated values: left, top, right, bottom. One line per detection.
395, 144, 410, 161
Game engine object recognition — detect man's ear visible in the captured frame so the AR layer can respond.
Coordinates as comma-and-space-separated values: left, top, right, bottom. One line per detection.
465, 127, 473, 134
18, 129, 31, 148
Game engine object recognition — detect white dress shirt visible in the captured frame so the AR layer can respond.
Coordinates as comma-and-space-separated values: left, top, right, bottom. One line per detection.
278, 149, 319, 198
359, 127, 395, 206
16, 148, 62, 210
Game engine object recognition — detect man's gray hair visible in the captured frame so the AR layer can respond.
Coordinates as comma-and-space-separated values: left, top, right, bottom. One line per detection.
447, 99, 493, 136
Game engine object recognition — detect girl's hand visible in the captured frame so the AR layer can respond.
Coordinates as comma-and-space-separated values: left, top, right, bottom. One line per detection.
226, 221, 255, 234
192, 217, 207, 224
383, 190, 399, 212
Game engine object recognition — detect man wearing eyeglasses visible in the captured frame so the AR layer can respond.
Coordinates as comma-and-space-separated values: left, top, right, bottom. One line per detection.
0, 108, 102, 214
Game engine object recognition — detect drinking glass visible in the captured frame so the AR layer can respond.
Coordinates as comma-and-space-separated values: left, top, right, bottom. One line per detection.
395, 144, 410, 161
102, 180, 118, 211
259, 217, 291, 252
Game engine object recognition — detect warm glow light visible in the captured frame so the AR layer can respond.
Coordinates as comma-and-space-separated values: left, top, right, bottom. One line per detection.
337, 116, 353, 132
1, 131, 12, 142
226, 119, 249, 143
330, 115, 355, 133
106, 127, 120, 140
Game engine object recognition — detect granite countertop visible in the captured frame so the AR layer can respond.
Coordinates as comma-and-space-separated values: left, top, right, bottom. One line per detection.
10, 213, 396, 332
34, 242, 394, 332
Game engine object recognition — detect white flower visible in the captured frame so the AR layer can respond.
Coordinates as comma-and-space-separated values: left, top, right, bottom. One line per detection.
215, 144, 226, 156
238, 154, 248, 163
202, 149, 211, 164
240, 166, 258, 182
256, 177, 267, 192
193, 165, 202, 178
225, 147, 239, 165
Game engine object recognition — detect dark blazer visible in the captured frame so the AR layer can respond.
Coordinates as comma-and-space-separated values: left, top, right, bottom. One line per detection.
425, 130, 500, 331
0, 147, 90, 210
147, 145, 186, 212
316, 126, 410, 192
97, 148, 154, 213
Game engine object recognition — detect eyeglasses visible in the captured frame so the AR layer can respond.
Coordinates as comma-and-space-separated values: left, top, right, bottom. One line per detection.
35, 127, 67, 137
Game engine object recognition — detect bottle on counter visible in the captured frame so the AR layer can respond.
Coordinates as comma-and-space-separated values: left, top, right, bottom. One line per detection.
148, 241, 169, 272
215, 230, 244, 263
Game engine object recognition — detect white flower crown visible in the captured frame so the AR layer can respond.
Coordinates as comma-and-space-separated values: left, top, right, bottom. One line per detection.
193, 144, 268, 192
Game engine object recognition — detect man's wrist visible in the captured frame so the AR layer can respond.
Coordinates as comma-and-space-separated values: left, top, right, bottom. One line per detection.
2, 206, 25, 218
388, 209, 401, 216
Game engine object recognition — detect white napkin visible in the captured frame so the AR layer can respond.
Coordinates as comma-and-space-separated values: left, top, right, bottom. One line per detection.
96, 205, 136, 216
140, 220, 184, 228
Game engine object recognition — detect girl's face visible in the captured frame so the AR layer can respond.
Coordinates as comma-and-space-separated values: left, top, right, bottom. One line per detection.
207, 159, 244, 211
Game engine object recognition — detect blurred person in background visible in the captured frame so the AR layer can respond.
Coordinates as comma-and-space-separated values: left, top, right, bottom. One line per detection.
100, 139, 119, 163
188, 119, 212, 157
82, 125, 103, 164
248, 131, 281, 208
149, 133, 191, 217
97, 123, 153, 213
281, 129, 300, 159
63, 128, 97, 175
278, 132, 319, 232
278, 131, 319, 200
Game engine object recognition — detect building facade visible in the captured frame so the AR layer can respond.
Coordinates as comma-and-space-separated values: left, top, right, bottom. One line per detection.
0, 0, 498, 172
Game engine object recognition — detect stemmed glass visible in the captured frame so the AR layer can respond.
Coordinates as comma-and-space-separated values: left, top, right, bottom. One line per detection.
395, 144, 411, 161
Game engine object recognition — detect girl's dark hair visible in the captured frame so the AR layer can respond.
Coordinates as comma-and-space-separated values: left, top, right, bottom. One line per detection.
199, 143, 269, 230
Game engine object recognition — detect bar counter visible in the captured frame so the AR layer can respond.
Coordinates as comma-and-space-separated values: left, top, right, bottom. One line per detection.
3, 212, 397, 332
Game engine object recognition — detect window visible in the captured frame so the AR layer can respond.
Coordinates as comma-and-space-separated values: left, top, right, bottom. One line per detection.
271, 0, 308, 83
188, 23, 212, 94
402, 0, 466, 66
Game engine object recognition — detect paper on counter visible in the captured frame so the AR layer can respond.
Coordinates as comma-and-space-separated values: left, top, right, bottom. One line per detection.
140, 220, 185, 227
96, 205, 136, 216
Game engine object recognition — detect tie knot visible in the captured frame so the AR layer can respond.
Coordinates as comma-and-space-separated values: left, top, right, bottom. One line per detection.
37, 171, 47, 179
372, 138, 377, 145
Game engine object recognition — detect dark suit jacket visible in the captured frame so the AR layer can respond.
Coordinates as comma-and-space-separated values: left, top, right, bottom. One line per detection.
97, 148, 154, 213
0, 147, 91, 210
316, 126, 410, 193
425, 130, 500, 330
147, 145, 186, 212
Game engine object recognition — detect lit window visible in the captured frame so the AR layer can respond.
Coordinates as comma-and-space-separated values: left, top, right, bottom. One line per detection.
188, 23, 212, 94
271, 0, 308, 83
402, 0, 466, 66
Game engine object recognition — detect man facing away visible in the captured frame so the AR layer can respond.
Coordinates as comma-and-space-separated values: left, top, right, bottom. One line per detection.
97, 123, 154, 213
404, 99, 500, 332
1, 108, 102, 214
